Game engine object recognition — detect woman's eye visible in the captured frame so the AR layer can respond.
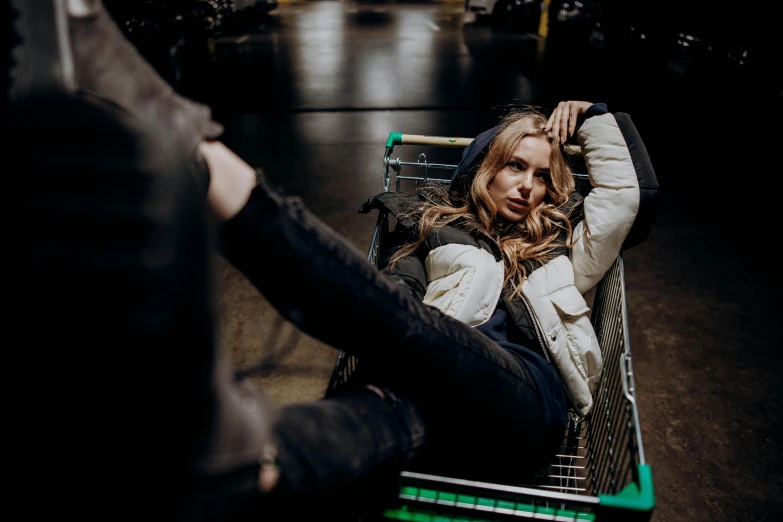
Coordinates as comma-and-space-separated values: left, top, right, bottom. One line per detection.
535, 172, 550, 181
508, 162, 523, 171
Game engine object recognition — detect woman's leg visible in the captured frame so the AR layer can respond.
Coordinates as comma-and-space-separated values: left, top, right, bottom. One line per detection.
220, 174, 567, 465
193, 384, 427, 521
267, 385, 427, 515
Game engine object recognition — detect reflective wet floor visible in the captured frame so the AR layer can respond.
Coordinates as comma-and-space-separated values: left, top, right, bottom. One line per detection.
176, 3, 781, 520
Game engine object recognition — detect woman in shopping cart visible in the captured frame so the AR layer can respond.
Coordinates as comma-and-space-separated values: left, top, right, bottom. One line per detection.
200, 99, 656, 514
9, 1, 657, 518
345, 101, 657, 481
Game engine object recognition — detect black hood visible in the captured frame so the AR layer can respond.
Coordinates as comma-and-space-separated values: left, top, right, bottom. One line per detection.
448, 124, 501, 198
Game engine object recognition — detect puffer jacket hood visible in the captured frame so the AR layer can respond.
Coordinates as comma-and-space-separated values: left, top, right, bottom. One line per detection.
448, 124, 499, 199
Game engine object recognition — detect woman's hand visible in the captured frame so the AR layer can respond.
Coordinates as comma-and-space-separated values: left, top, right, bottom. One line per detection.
199, 141, 258, 221
545, 101, 593, 145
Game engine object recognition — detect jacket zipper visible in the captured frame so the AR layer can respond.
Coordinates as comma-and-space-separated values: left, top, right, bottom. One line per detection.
522, 290, 584, 420
479, 228, 554, 365
520, 292, 553, 364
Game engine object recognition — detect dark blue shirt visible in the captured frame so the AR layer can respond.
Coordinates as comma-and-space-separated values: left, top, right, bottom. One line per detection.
475, 300, 567, 421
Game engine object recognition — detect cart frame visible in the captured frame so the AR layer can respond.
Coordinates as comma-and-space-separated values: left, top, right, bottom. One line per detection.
326, 133, 655, 522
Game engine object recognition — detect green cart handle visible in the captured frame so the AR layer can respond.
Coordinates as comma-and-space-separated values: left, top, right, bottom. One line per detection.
385, 132, 583, 155
381, 132, 583, 193
385, 132, 474, 151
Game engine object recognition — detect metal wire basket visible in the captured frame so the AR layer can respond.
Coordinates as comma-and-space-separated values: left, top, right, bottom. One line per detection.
327, 132, 655, 522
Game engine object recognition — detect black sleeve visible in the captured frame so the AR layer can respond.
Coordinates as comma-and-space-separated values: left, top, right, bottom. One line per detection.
218, 184, 283, 295
381, 254, 427, 302
378, 225, 428, 302
613, 112, 660, 251
572, 105, 659, 251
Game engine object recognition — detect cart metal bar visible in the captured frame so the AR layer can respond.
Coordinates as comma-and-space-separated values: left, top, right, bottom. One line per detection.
388, 159, 456, 170
366, 213, 382, 263
398, 471, 602, 505
385, 132, 582, 156
616, 256, 646, 465
394, 175, 450, 183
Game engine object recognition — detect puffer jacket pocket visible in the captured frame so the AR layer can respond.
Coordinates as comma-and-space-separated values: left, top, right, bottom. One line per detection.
423, 244, 504, 326
423, 266, 472, 316
547, 285, 602, 393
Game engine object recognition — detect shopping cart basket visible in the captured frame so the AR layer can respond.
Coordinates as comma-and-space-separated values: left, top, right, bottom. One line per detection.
326, 132, 655, 522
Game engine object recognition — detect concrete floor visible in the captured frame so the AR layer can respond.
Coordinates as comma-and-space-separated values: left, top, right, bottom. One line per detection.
182, 2, 781, 520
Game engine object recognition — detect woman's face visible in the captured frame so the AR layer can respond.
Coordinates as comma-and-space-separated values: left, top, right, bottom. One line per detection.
488, 135, 551, 222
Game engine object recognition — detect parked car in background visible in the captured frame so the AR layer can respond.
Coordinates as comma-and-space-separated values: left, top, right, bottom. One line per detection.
547, 0, 606, 47
260, 0, 279, 15
222, 0, 278, 32
658, 28, 755, 98
543, 0, 762, 108
466, 0, 544, 34
104, 0, 221, 94
103, 0, 187, 87
235, 0, 278, 16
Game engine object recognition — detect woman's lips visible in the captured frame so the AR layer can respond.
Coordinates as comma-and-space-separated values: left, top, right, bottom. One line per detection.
507, 199, 528, 211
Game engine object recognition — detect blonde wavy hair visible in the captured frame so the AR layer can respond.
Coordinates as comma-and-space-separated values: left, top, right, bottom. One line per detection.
388, 108, 578, 299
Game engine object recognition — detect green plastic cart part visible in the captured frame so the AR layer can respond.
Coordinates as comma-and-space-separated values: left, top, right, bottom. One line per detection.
400, 486, 419, 498
382, 507, 489, 522
456, 494, 476, 505
598, 464, 655, 512
383, 505, 595, 522
438, 492, 457, 503
495, 500, 515, 511
386, 132, 404, 150
476, 497, 495, 508
511, 504, 595, 520
419, 489, 438, 501
384, 489, 598, 521
390, 465, 653, 519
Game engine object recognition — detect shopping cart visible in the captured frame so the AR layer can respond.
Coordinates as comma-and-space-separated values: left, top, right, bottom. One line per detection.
326, 132, 655, 522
